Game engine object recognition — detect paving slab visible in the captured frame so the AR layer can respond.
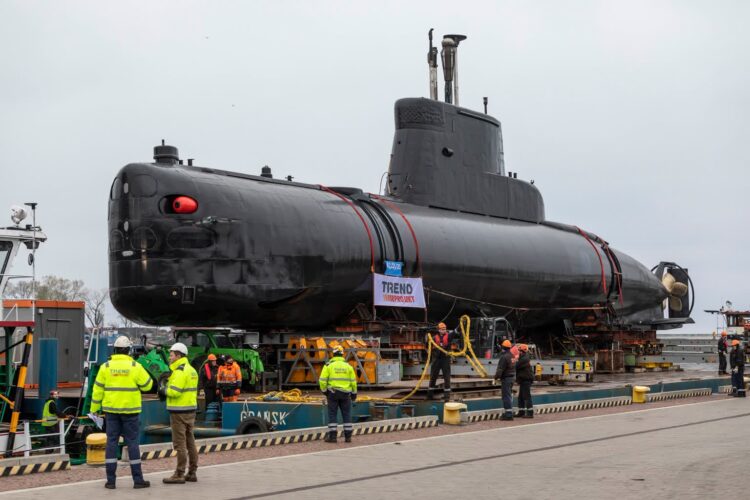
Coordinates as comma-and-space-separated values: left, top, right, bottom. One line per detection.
4, 398, 747, 499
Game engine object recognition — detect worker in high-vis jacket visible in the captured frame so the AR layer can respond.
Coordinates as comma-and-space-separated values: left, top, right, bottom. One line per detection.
161, 342, 200, 484
199, 353, 220, 408
319, 345, 357, 443
91, 336, 153, 490
217, 355, 242, 402
41, 390, 65, 451
427, 322, 457, 401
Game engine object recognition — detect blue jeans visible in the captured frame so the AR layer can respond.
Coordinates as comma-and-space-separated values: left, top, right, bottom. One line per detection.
105, 412, 144, 483
732, 366, 745, 394
501, 377, 514, 413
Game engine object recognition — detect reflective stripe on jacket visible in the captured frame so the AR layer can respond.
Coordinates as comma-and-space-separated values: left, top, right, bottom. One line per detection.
166, 357, 199, 412
42, 399, 58, 427
217, 362, 242, 386
319, 356, 357, 394
90, 354, 153, 414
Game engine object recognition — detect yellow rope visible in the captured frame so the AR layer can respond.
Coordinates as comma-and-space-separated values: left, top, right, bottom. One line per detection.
426, 315, 488, 378
251, 388, 324, 403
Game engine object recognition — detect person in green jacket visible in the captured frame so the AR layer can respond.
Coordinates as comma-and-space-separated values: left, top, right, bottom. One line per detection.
161, 342, 200, 484
41, 390, 65, 451
319, 345, 357, 443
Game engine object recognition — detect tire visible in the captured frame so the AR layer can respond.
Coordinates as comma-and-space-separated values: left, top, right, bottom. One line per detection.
236, 416, 272, 435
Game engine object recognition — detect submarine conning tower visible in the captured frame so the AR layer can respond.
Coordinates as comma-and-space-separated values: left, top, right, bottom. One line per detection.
387, 99, 545, 224
387, 31, 545, 223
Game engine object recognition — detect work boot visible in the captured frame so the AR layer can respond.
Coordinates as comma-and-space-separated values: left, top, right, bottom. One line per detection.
522, 410, 534, 419
104, 482, 116, 490
344, 431, 352, 443
185, 472, 197, 482
514, 410, 524, 418
323, 432, 337, 443
133, 480, 150, 489
163, 474, 186, 484
500, 412, 513, 421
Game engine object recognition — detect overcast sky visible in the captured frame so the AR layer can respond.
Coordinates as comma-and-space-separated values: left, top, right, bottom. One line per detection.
1, 1, 747, 333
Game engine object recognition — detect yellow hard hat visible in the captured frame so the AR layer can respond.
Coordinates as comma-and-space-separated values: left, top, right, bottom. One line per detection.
332, 345, 344, 356
438, 322, 447, 330
501, 340, 512, 348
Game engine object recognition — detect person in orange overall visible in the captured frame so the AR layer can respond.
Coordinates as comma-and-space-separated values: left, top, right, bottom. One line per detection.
217, 355, 242, 402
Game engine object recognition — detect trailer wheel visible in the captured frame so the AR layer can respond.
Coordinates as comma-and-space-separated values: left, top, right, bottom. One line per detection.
236, 416, 272, 435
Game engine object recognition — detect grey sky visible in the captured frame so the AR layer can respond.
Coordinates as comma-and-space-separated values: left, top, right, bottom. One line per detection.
1, 1, 747, 333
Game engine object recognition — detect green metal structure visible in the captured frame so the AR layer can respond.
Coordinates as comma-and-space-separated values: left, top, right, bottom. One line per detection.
135, 329, 264, 388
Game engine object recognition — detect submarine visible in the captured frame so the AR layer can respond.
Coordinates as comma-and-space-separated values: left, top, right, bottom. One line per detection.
108, 32, 693, 336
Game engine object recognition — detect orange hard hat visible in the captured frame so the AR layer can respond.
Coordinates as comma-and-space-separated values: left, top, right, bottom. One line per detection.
501, 340, 512, 348
517, 344, 528, 352
438, 322, 447, 330
722, 331, 727, 337
207, 354, 217, 361
732, 339, 740, 346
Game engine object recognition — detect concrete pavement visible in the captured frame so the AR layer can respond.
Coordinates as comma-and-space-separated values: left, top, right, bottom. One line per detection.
5, 397, 747, 499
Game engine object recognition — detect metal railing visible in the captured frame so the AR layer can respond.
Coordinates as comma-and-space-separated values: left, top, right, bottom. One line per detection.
19, 419, 69, 456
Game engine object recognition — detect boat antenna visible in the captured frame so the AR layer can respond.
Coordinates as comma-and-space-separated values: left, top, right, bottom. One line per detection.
483, 97, 488, 114
441, 34, 467, 105
427, 29, 438, 100
24, 202, 37, 317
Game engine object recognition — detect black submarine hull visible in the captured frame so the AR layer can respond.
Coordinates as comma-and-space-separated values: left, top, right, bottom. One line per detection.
108, 161, 668, 329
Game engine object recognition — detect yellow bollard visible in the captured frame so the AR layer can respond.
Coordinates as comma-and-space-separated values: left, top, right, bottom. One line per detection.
86, 433, 107, 465
632, 385, 650, 404
443, 402, 467, 425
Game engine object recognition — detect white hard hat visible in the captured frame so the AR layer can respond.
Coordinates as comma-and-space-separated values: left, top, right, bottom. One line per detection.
113, 336, 132, 348
170, 342, 188, 356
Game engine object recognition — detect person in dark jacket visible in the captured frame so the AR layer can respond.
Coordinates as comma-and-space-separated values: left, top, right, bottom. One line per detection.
199, 354, 220, 409
514, 344, 534, 418
494, 340, 516, 420
427, 322, 457, 401
730, 339, 745, 397
718, 331, 728, 375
